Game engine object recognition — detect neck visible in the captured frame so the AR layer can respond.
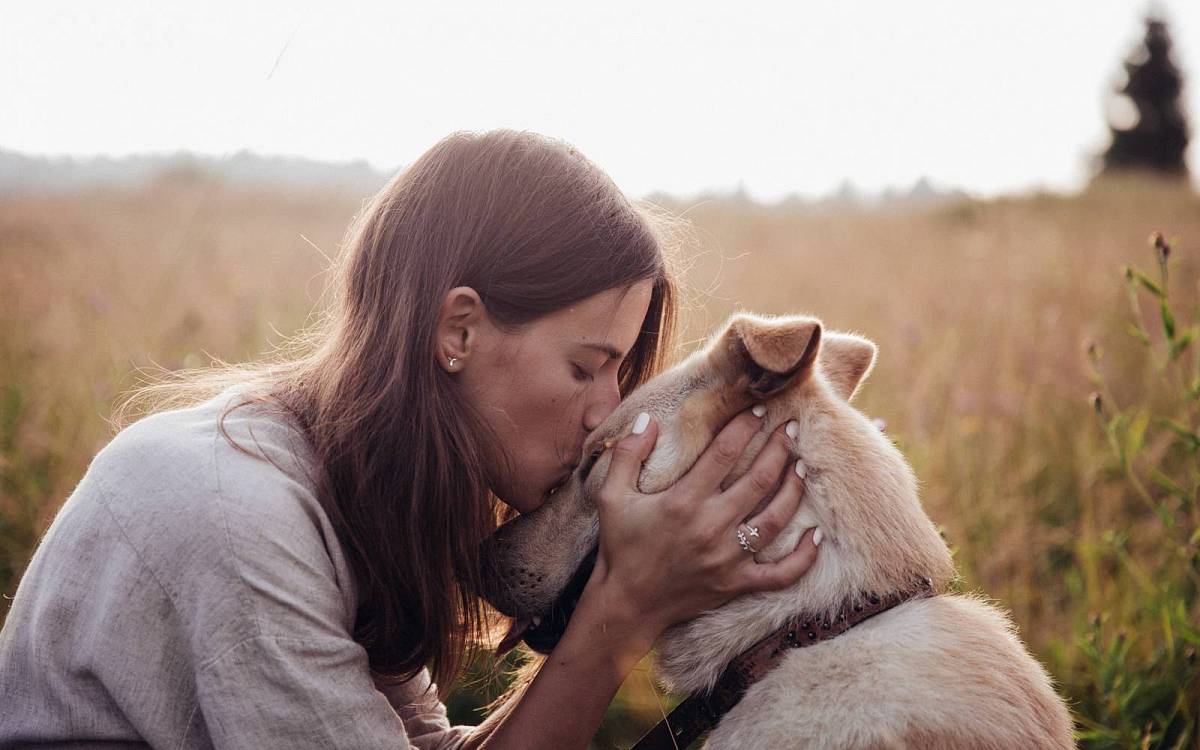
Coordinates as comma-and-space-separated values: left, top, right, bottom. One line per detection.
654, 413, 954, 694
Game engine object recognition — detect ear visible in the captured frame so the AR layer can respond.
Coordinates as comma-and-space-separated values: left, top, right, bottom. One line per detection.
820, 332, 877, 401
436, 286, 485, 373
713, 314, 822, 397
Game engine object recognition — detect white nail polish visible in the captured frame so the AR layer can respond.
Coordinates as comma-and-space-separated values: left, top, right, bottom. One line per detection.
795, 459, 807, 478
752, 404, 766, 417
632, 412, 651, 435
786, 420, 799, 439
813, 527, 824, 546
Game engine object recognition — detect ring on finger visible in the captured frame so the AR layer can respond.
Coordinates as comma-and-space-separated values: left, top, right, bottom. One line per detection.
736, 525, 759, 553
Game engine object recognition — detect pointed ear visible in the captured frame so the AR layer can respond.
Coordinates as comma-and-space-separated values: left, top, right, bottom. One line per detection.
820, 332, 877, 401
712, 314, 822, 397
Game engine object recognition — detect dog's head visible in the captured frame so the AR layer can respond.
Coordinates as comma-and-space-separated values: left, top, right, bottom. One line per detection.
480, 312, 952, 655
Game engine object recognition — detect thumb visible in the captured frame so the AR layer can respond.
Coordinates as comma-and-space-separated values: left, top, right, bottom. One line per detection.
603, 411, 658, 495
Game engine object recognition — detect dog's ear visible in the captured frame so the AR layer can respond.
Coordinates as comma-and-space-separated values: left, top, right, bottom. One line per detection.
820, 332, 877, 401
713, 314, 822, 397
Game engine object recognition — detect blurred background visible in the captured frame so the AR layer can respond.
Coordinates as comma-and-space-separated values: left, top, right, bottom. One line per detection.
3, 2, 1199, 748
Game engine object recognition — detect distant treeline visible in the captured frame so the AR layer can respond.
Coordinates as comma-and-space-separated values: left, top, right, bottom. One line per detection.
0, 149, 393, 196
0, 147, 974, 210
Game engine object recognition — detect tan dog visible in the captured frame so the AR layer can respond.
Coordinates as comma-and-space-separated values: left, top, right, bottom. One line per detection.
483, 312, 1074, 749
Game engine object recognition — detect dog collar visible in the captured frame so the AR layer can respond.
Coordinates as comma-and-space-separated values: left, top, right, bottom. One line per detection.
631, 577, 936, 750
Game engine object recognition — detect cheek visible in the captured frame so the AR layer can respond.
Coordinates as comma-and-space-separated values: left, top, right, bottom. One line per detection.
513, 373, 586, 450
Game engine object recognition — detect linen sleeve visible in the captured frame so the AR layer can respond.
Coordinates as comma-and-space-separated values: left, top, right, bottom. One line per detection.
195, 634, 470, 750
375, 668, 475, 750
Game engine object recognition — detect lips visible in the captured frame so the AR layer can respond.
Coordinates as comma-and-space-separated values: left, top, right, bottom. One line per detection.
545, 472, 570, 498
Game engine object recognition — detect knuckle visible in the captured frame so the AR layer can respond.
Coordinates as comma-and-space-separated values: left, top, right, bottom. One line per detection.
662, 492, 692, 518
756, 565, 789, 590
713, 574, 739, 597
756, 515, 783, 539
712, 436, 742, 467
748, 468, 778, 496
611, 442, 639, 462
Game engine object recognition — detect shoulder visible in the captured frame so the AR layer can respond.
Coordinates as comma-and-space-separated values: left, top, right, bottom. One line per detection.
93, 387, 314, 497
86, 388, 317, 539
82, 388, 357, 643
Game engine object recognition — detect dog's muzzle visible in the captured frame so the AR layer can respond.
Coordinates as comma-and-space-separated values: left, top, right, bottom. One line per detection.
513, 546, 597, 655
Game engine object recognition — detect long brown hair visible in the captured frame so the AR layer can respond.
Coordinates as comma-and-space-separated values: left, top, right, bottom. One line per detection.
116, 130, 681, 690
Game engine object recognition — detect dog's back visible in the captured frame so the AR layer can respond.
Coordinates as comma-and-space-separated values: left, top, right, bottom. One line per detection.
707, 594, 1074, 749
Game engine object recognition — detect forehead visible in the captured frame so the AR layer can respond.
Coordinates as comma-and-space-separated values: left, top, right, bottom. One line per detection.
534, 281, 653, 351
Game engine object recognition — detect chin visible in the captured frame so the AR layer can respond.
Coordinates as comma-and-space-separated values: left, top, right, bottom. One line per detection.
500, 486, 547, 515
510, 476, 567, 515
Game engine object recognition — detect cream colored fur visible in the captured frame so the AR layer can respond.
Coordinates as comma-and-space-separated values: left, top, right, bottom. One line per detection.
483, 312, 1075, 749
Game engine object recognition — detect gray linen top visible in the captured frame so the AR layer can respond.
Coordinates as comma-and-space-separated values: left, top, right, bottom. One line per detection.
0, 387, 472, 749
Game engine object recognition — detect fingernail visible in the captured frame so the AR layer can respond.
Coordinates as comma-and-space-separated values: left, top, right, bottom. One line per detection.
752, 404, 766, 417
813, 527, 823, 546
795, 459, 807, 478
632, 412, 651, 435
785, 420, 799, 439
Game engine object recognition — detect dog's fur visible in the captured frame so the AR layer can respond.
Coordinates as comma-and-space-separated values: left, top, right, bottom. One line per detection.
483, 312, 1074, 749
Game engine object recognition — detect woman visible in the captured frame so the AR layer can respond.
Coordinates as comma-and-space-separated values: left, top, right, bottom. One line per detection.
0, 130, 818, 748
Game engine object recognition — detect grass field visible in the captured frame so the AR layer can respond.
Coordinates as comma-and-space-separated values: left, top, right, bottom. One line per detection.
2, 173, 1198, 748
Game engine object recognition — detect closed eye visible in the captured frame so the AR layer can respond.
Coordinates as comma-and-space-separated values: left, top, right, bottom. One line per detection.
571, 363, 594, 383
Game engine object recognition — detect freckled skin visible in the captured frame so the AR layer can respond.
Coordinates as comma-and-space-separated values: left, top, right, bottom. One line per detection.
453, 281, 653, 514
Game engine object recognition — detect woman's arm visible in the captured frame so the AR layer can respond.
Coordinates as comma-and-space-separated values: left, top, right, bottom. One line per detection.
467, 411, 818, 750
461, 579, 647, 750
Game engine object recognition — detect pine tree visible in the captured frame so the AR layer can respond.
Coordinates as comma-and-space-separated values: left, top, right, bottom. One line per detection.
1102, 16, 1190, 177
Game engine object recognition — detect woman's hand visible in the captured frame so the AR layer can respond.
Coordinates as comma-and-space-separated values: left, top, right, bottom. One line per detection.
581, 408, 819, 654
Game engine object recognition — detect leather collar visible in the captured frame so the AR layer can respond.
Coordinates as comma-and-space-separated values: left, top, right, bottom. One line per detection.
631, 578, 936, 750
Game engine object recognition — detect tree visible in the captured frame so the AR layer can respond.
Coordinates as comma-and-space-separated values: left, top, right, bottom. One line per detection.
1102, 16, 1190, 177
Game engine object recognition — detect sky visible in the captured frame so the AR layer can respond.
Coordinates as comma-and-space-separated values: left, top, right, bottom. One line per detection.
4, 1, 1199, 201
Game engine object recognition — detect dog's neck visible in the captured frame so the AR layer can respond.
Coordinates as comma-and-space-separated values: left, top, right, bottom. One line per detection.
654, 400, 955, 694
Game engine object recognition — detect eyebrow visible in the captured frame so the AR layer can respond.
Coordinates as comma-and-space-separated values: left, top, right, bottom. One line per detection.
580, 342, 625, 360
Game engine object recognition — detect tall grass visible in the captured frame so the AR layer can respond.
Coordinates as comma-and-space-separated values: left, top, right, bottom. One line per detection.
2, 173, 1198, 747
1076, 232, 1199, 748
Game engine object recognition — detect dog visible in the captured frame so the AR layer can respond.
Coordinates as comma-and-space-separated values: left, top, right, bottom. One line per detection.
482, 312, 1074, 749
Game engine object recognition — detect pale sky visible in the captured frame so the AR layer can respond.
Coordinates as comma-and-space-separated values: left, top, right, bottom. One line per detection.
4, 1, 1198, 200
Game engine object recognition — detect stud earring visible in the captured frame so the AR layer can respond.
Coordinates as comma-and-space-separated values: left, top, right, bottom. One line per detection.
447, 356, 459, 368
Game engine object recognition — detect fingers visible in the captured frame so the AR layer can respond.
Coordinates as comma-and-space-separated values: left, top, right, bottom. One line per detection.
677, 408, 767, 495
738, 526, 821, 593
739, 455, 806, 552
719, 421, 797, 522
601, 412, 659, 497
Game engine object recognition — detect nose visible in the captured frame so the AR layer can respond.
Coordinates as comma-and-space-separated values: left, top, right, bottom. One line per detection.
582, 376, 622, 433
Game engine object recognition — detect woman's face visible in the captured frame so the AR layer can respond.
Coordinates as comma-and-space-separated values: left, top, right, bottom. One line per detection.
456, 280, 654, 513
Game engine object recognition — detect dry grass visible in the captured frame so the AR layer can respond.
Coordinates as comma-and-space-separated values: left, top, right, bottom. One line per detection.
2, 173, 1198, 746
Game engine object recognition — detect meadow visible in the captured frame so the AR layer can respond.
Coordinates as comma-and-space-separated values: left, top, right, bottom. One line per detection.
2, 173, 1197, 748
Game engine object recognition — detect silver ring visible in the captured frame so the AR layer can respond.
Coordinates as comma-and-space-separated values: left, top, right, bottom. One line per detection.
737, 527, 758, 553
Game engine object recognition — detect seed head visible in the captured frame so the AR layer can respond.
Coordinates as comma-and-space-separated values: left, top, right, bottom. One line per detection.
1150, 231, 1171, 263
